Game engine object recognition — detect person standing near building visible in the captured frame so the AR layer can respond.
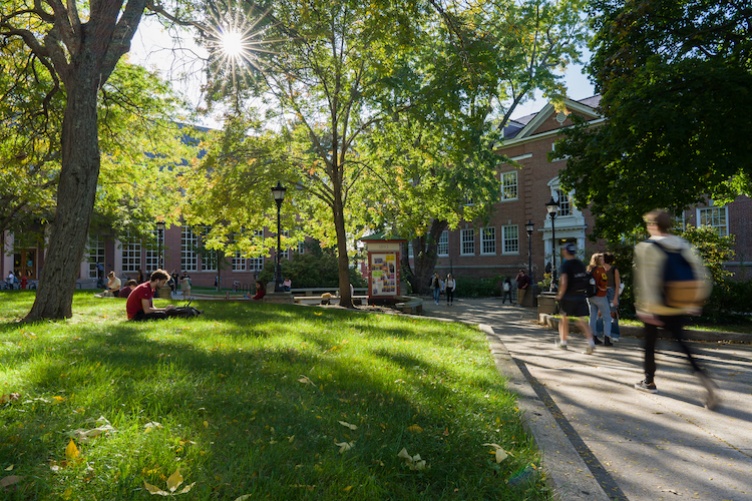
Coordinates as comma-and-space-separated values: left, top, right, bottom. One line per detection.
430, 272, 441, 305
633, 209, 717, 408
587, 253, 612, 346
445, 273, 456, 306
515, 269, 531, 305
555, 243, 596, 354
501, 277, 513, 304
596, 252, 621, 342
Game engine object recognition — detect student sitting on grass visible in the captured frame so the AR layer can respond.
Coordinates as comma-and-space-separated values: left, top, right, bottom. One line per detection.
118, 279, 138, 298
126, 270, 175, 321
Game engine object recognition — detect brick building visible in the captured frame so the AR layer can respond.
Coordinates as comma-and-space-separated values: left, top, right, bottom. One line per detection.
433, 96, 752, 283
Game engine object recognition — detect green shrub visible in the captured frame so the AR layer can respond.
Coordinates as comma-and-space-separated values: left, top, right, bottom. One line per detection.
455, 275, 502, 297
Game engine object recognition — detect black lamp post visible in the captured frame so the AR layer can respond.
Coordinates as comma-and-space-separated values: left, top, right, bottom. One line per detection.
156, 221, 166, 270
271, 182, 287, 293
525, 220, 534, 282
545, 197, 559, 291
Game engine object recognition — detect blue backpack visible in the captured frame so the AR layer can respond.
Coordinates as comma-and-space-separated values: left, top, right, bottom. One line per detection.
650, 241, 710, 308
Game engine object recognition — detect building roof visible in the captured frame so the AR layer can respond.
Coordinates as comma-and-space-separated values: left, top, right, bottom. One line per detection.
501, 95, 603, 143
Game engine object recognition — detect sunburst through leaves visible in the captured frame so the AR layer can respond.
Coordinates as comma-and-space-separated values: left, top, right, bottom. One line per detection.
200, 1, 282, 95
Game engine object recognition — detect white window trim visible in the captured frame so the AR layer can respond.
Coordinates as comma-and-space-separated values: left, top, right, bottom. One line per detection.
696, 204, 729, 237
460, 228, 475, 256
501, 225, 520, 256
437, 230, 449, 257
480, 227, 496, 255
500, 171, 518, 202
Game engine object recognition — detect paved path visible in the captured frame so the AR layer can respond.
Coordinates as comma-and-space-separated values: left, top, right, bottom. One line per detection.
421, 298, 752, 501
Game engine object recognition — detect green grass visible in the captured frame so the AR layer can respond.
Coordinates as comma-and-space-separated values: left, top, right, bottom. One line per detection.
0, 292, 549, 500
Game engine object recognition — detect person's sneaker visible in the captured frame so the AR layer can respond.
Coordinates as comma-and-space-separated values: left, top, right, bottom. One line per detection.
698, 373, 720, 410
604, 337, 613, 346
583, 345, 594, 355
634, 380, 658, 393
593, 337, 603, 345
554, 340, 568, 350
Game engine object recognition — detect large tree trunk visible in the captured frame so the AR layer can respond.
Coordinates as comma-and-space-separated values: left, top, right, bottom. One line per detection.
25, 81, 101, 321
402, 219, 447, 295
332, 182, 353, 309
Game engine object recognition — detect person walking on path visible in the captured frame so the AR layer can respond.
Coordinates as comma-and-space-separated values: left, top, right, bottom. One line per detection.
501, 277, 513, 304
555, 243, 596, 354
445, 273, 456, 306
633, 209, 718, 408
430, 272, 441, 305
515, 269, 531, 306
586, 253, 612, 346
596, 252, 621, 341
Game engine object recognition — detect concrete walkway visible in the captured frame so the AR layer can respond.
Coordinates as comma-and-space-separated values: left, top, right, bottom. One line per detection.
421, 298, 752, 501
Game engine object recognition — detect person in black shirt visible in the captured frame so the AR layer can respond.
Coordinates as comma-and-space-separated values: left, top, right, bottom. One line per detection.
555, 243, 596, 354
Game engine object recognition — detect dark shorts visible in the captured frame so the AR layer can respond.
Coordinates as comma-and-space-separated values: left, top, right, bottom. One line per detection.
559, 295, 589, 317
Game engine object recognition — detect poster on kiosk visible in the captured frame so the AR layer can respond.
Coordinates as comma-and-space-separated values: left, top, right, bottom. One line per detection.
361, 236, 404, 301
370, 253, 397, 296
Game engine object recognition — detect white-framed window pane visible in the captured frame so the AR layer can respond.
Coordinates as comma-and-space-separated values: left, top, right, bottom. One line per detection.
249, 257, 264, 271
297, 242, 305, 254
556, 189, 571, 216
232, 251, 247, 272
481, 227, 496, 255
502, 225, 519, 255
122, 232, 141, 273
87, 235, 105, 279
145, 229, 161, 272
181, 227, 198, 272
698, 205, 728, 237
408, 241, 414, 259
501, 171, 518, 201
437, 230, 449, 257
460, 229, 475, 256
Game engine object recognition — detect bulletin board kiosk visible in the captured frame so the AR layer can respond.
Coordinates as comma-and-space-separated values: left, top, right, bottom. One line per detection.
360, 235, 405, 305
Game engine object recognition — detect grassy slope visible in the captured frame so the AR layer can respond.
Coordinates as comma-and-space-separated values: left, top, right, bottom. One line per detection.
0, 292, 550, 500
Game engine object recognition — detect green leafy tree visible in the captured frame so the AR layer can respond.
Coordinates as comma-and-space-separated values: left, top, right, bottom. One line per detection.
196, 0, 588, 302
556, 0, 752, 242
0, 0, 212, 320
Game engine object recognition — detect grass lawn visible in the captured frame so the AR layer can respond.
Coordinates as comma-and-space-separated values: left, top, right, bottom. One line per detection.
0, 292, 549, 500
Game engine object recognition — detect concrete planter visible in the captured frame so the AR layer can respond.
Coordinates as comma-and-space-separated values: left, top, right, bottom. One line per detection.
537, 293, 558, 316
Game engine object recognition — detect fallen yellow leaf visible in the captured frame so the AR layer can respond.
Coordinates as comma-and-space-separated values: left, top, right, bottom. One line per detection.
166, 469, 183, 492
407, 424, 423, 433
65, 439, 80, 461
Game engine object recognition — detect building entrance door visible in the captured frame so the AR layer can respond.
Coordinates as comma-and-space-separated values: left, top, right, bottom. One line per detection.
13, 249, 37, 280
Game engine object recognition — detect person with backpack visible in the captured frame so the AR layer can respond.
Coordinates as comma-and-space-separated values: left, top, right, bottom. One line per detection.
595, 252, 621, 342
586, 253, 612, 346
501, 277, 513, 304
554, 243, 596, 354
633, 209, 717, 408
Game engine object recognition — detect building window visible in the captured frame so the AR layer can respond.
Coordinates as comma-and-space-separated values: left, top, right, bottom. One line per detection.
145, 229, 161, 272
460, 229, 475, 256
87, 235, 105, 279
297, 241, 305, 254
500, 171, 518, 201
249, 256, 264, 272
502, 225, 519, 255
556, 189, 571, 216
437, 230, 449, 257
280, 231, 290, 259
697, 204, 728, 237
181, 227, 198, 272
122, 232, 141, 273
481, 227, 496, 255
232, 252, 247, 272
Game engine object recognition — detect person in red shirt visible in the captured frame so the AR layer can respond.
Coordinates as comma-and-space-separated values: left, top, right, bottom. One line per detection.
126, 269, 174, 321
251, 280, 266, 301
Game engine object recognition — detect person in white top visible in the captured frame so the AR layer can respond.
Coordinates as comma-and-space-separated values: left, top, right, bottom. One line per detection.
445, 273, 456, 306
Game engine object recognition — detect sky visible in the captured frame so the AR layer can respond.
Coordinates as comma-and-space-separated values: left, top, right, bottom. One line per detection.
129, 17, 595, 127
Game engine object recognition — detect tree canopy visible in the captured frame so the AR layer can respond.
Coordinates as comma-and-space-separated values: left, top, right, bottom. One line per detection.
191, 0, 588, 299
556, 0, 752, 241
